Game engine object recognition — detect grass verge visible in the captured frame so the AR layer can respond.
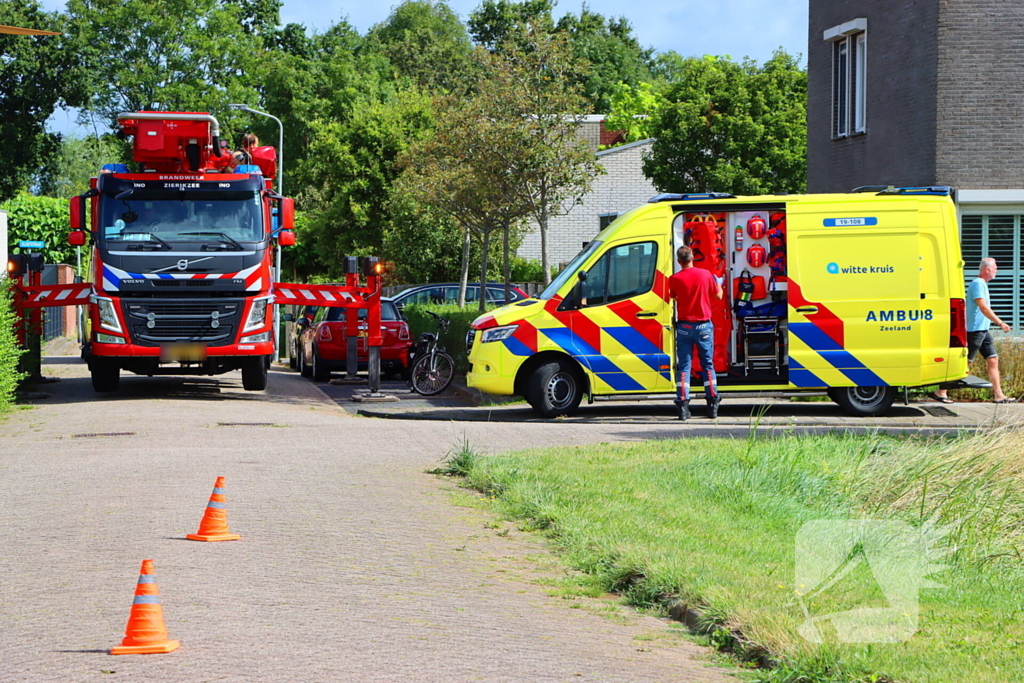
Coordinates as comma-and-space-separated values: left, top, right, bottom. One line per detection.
453, 430, 1024, 682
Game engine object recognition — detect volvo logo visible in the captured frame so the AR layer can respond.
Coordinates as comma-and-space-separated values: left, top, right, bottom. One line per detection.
152, 256, 215, 274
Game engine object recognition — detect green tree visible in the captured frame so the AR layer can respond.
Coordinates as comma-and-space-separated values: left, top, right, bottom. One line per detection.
467, 0, 553, 51
396, 87, 534, 311
643, 51, 807, 195
604, 81, 661, 143
257, 21, 393, 196
367, 1, 474, 92
35, 135, 125, 199
65, 0, 261, 132
399, 27, 601, 304
296, 87, 438, 280
1, 192, 77, 266
553, 9, 652, 112
487, 25, 603, 286
470, 1, 653, 113
0, 0, 88, 201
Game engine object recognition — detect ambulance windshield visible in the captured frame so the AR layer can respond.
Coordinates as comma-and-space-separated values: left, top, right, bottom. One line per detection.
537, 240, 602, 300
99, 190, 264, 245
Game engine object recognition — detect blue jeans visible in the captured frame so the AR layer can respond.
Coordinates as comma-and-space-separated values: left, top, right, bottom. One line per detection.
675, 321, 717, 401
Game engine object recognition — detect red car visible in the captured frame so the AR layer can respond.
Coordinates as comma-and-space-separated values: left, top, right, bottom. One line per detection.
298, 298, 410, 382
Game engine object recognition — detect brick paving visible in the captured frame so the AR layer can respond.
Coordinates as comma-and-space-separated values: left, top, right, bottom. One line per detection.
0, 358, 734, 682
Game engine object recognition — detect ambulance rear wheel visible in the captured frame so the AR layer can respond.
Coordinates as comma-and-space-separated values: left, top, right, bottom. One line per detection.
242, 356, 269, 391
828, 386, 896, 417
527, 360, 583, 418
90, 360, 120, 393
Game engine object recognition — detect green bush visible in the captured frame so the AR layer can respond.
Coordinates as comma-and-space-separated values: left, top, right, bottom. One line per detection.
1, 192, 75, 266
0, 280, 24, 411
402, 303, 497, 375
946, 338, 1024, 401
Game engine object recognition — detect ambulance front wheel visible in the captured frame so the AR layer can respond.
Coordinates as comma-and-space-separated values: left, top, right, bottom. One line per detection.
828, 386, 896, 417
527, 360, 583, 418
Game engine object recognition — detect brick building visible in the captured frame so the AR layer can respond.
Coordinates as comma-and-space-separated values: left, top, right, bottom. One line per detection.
808, 0, 1024, 328
518, 116, 657, 266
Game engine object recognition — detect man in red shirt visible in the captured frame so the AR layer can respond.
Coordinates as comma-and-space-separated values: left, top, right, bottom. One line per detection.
668, 245, 723, 420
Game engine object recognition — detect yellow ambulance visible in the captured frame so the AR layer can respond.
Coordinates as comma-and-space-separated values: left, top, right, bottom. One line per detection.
466, 187, 972, 417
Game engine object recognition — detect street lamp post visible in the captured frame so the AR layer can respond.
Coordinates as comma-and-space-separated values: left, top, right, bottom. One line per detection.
229, 104, 285, 361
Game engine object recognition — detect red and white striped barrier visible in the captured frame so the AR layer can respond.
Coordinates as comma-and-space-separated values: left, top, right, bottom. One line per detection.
17, 283, 93, 309
273, 283, 367, 307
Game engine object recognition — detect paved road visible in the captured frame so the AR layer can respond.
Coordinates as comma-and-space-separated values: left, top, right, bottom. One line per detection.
312, 371, 1022, 436
0, 358, 732, 683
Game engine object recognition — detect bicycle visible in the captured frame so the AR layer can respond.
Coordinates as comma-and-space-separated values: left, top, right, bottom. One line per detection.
409, 311, 455, 396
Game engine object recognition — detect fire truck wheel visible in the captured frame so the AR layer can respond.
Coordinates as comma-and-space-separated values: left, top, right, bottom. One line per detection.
827, 386, 896, 417
311, 346, 331, 382
242, 356, 269, 391
90, 360, 120, 393
527, 359, 583, 418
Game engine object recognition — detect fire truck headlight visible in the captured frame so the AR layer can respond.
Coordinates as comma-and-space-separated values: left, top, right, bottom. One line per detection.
95, 333, 126, 344
240, 331, 271, 344
243, 296, 271, 333
91, 295, 123, 334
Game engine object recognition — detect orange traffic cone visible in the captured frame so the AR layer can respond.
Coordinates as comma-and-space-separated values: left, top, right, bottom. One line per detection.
110, 560, 180, 655
186, 476, 241, 542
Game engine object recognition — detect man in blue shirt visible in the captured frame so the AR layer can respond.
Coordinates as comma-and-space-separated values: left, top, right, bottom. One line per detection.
933, 258, 1014, 403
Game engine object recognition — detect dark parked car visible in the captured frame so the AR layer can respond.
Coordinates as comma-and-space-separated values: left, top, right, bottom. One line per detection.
297, 298, 411, 382
285, 305, 318, 369
391, 282, 528, 308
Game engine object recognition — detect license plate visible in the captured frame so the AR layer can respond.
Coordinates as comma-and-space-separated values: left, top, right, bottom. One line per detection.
160, 343, 207, 362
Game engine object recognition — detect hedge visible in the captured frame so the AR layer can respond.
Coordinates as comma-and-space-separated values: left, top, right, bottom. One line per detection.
0, 280, 24, 412
401, 303, 497, 376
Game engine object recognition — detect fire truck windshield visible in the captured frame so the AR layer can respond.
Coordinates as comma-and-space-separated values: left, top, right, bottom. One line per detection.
100, 190, 264, 245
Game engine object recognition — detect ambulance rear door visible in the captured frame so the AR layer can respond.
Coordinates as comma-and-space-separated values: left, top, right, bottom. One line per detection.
787, 200, 924, 388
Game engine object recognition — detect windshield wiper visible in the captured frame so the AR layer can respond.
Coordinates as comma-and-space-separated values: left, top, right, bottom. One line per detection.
179, 231, 245, 251
118, 231, 172, 250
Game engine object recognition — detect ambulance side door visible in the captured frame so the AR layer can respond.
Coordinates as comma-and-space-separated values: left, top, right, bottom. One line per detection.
572, 238, 673, 392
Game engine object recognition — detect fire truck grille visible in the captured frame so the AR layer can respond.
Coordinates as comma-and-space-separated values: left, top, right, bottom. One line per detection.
122, 299, 243, 346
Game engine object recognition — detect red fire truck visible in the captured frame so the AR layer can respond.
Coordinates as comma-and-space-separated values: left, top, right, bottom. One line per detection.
13, 111, 384, 393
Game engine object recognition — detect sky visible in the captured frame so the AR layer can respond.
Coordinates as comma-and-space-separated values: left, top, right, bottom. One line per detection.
40, 0, 808, 135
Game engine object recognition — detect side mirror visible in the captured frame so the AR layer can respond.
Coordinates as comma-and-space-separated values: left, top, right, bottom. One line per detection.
277, 230, 295, 247
577, 270, 588, 282
69, 196, 83, 231
297, 318, 311, 329
280, 197, 295, 231
68, 230, 87, 247
282, 313, 295, 322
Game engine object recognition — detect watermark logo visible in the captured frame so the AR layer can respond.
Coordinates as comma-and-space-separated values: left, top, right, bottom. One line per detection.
826, 262, 840, 274
792, 519, 953, 643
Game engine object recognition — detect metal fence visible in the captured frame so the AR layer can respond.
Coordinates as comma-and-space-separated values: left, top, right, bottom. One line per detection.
380, 282, 545, 299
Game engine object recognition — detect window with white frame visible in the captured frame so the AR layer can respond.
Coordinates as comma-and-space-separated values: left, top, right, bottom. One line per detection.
826, 19, 867, 139
960, 214, 1020, 331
